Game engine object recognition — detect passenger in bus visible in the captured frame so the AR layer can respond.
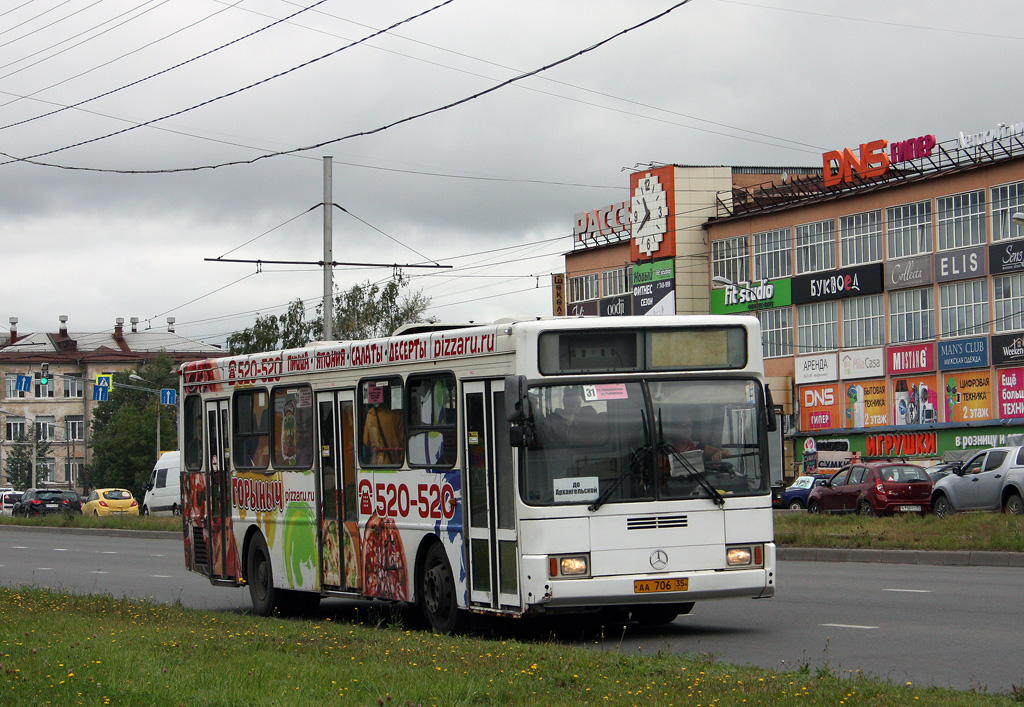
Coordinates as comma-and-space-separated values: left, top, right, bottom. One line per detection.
363, 403, 404, 466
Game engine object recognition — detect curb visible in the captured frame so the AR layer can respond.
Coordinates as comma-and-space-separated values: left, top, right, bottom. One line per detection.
0, 524, 177, 540
778, 546, 1024, 567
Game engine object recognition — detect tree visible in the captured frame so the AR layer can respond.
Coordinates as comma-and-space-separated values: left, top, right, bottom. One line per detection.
226, 274, 432, 354
226, 298, 312, 355
4, 429, 51, 489
313, 273, 433, 341
88, 353, 179, 498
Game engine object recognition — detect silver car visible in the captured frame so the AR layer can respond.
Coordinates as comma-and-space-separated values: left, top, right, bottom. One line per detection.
931, 446, 1024, 517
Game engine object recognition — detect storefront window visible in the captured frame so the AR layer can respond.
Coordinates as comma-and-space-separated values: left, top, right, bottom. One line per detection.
939, 279, 989, 338
842, 294, 885, 348
795, 220, 836, 275
797, 301, 837, 354
889, 287, 935, 343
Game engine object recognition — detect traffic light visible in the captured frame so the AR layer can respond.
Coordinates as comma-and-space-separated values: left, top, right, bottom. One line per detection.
40, 363, 49, 385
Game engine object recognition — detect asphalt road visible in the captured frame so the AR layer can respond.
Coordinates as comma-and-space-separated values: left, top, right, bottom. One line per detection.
1, 527, 1021, 693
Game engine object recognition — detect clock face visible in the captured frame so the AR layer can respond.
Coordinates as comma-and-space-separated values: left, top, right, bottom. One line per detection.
631, 174, 668, 256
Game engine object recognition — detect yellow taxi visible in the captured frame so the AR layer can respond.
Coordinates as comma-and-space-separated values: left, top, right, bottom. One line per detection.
82, 488, 139, 516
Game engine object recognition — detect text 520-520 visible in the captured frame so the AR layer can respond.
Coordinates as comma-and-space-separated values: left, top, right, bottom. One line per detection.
359, 481, 457, 521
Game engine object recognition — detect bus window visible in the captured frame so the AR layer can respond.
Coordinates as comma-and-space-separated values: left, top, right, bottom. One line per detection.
183, 394, 203, 471
233, 389, 270, 469
359, 377, 404, 467
406, 373, 457, 468
272, 386, 314, 469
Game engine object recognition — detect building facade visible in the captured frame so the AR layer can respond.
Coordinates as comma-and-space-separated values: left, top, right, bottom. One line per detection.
0, 316, 223, 490
560, 121, 1024, 478
705, 124, 1024, 475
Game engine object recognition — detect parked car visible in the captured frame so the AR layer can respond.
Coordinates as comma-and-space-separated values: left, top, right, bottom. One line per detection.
807, 461, 932, 516
1, 490, 22, 516
925, 463, 961, 483
61, 490, 83, 514
774, 475, 829, 510
931, 446, 1024, 518
82, 488, 139, 517
13, 488, 81, 516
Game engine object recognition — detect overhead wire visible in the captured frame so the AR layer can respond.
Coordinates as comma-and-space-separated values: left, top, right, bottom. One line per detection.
0, 0, 326, 128
2, 0, 697, 172
0, 0, 170, 78
0, 0, 461, 167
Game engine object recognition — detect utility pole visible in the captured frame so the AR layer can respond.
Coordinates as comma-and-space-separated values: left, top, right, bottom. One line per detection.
323, 156, 334, 341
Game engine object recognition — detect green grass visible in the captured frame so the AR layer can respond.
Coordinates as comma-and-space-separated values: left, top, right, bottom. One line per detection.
2, 586, 1022, 706
774, 511, 1024, 552
0, 514, 179, 533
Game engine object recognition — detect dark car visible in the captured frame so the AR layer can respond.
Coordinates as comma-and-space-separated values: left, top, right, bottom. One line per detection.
774, 475, 829, 510
13, 488, 81, 516
807, 461, 932, 516
61, 490, 83, 514
925, 462, 961, 483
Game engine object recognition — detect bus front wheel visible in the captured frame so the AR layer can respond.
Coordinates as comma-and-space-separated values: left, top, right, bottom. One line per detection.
247, 534, 277, 616
421, 543, 463, 634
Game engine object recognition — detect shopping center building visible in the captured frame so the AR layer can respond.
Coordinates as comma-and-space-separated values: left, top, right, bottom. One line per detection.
560, 121, 1024, 478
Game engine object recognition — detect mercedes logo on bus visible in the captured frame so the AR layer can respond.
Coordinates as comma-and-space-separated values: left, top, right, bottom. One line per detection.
649, 549, 668, 570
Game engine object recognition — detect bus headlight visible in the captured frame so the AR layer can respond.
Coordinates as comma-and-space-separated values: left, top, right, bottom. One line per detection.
726, 544, 764, 568
549, 554, 589, 577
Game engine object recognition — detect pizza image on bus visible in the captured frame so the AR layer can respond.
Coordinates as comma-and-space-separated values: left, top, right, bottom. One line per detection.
361, 514, 408, 600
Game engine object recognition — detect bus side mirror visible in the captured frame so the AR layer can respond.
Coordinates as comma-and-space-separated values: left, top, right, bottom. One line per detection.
764, 384, 777, 432
504, 375, 532, 423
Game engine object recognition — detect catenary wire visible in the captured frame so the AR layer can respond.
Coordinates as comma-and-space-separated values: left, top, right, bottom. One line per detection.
1, 0, 696, 172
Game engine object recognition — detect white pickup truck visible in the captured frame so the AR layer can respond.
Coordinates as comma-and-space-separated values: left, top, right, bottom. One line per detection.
931, 446, 1024, 517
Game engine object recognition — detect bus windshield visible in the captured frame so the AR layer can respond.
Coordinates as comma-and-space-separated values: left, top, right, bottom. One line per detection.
521, 379, 767, 506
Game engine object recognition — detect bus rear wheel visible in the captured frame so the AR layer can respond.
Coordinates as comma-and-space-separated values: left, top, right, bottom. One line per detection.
421, 543, 463, 634
247, 534, 277, 616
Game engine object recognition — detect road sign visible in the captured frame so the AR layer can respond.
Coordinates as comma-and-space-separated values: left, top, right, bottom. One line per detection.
15, 375, 31, 392
160, 388, 176, 406
93, 387, 108, 402
95, 374, 112, 390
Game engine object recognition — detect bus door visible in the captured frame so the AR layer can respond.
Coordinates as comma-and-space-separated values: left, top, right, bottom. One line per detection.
463, 380, 519, 610
204, 399, 236, 582
316, 390, 359, 591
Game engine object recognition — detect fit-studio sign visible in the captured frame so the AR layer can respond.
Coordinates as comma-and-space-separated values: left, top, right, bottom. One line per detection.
792, 264, 883, 304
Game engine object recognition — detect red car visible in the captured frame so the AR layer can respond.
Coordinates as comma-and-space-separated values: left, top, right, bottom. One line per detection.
806, 461, 932, 516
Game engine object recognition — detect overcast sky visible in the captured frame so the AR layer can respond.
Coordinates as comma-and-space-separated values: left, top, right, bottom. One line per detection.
2, 0, 1021, 347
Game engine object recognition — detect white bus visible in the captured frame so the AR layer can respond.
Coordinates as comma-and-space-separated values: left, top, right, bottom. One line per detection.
180, 315, 776, 632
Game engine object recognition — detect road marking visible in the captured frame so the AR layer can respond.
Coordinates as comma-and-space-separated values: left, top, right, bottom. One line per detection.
11, 546, 27, 549
100, 551, 117, 554
35, 567, 54, 571
150, 574, 172, 578
882, 588, 931, 593
91, 571, 108, 574
54, 548, 69, 552
820, 623, 878, 630
150, 554, 166, 557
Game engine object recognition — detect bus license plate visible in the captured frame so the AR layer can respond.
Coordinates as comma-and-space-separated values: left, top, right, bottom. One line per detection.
899, 505, 922, 512
634, 577, 688, 594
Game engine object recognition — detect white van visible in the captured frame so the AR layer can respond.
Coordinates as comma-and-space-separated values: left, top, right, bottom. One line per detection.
142, 451, 181, 516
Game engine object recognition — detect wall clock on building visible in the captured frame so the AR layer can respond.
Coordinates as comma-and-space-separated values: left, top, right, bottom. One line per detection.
631, 174, 668, 257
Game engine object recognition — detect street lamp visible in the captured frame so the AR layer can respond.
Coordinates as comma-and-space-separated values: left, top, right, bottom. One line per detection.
128, 374, 162, 459
1012, 212, 1024, 227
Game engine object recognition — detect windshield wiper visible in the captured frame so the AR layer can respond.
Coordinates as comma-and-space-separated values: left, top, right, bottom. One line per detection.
588, 443, 650, 512
660, 442, 726, 507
